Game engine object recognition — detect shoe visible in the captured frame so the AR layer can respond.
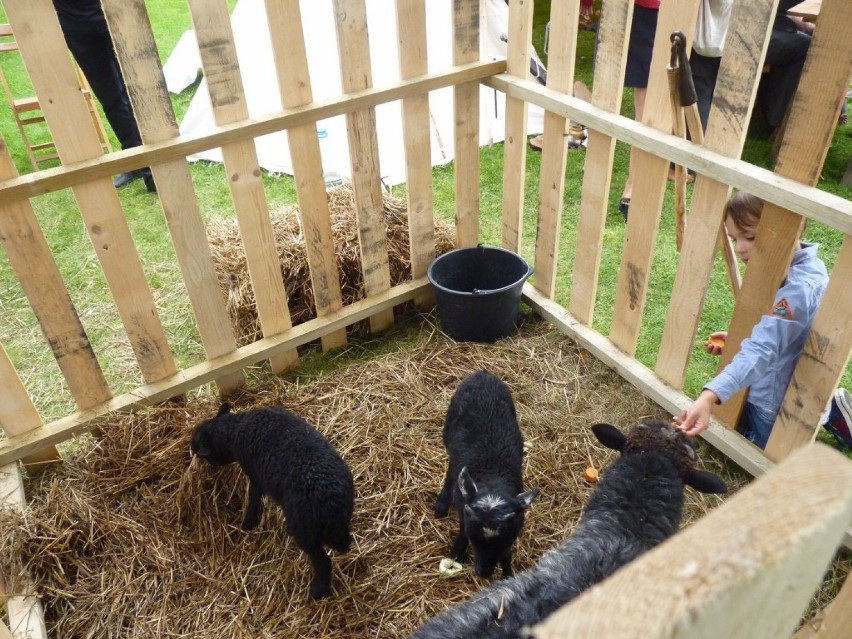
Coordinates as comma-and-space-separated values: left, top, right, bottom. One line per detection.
618, 197, 630, 222
113, 170, 143, 188
823, 388, 852, 448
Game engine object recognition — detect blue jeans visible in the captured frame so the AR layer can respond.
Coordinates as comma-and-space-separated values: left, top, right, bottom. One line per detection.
737, 402, 776, 449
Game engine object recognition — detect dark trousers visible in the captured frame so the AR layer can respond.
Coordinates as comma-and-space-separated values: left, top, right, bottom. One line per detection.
759, 28, 810, 130
689, 50, 721, 133
57, 15, 143, 152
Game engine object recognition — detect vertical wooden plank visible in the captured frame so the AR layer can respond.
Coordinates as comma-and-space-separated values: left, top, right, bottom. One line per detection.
0, 341, 57, 466
180, 0, 296, 376
609, 0, 699, 355
500, 0, 533, 253
0, 463, 48, 639
332, 0, 394, 333
0, 142, 111, 411
264, 0, 347, 351
395, 0, 436, 301
102, 0, 247, 391
569, 0, 632, 324
656, 0, 777, 387
532, 0, 579, 299
792, 569, 852, 639
768, 238, 852, 460
532, 444, 852, 639
4, 0, 177, 384
453, 0, 481, 247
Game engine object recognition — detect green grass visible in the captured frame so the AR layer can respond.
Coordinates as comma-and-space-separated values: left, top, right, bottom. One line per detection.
1, 1, 850, 434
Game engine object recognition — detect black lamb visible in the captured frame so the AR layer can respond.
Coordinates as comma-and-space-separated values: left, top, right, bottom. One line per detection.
410, 419, 727, 638
434, 370, 540, 579
189, 402, 354, 600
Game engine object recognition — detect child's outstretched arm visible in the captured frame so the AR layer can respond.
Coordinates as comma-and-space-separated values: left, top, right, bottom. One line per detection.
675, 389, 720, 437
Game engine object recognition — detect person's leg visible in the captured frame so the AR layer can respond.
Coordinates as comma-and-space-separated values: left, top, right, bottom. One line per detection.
689, 51, 721, 132
622, 86, 646, 205
736, 402, 776, 449
758, 29, 811, 131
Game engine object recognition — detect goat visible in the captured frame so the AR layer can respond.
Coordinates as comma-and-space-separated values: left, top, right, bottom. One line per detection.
434, 370, 540, 579
190, 402, 354, 600
411, 418, 727, 638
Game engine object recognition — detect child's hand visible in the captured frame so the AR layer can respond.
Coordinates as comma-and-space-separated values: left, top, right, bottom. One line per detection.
704, 331, 727, 355
674, 390, 719, 437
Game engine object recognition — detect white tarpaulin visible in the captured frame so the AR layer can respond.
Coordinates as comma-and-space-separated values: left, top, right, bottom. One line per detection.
167, 0, 545, 185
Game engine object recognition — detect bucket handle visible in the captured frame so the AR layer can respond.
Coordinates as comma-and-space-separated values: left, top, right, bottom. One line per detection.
470, 261, 534, 295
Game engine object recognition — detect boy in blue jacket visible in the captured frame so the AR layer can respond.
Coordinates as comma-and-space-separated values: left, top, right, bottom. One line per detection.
675, 191, 847, 449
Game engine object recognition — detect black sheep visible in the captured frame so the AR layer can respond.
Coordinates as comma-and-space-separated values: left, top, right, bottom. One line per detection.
434, 370, 540, 579
410, 419, 727, 638
190, 402, 354, 600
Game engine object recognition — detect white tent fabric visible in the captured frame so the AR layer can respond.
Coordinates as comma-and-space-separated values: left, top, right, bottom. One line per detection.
167, 0, 545, 185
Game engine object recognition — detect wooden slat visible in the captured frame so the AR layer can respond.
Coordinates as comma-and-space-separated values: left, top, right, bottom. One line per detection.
609, 0, 700, 356
569, 0, 632, 325
264, 0, 346, 351
0, 342, 57, 466
332, 0, 394, 333
532, 444, 852, 639
395, 0, 436, 304
0, 463, 48, 639
102, 0, 246, 392
532, 0, 578, 299
181, 0, 296, 376
0, 143, 111, 412
768, 237, 852, 460
655, 0, 777, 388
5, 0, 177, 385
715, 0, 852, 427
500, 0, 533, 252
793, 569, 852, 639
452, 0, 480, 248
0, 278, 430, 466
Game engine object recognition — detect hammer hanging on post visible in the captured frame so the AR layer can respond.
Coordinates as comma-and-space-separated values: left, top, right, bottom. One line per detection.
668, 30, 741, 295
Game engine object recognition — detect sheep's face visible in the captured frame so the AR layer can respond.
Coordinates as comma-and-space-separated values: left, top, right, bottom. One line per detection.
623, 419, 698, 477
458, 468, 539, 578
190, 420, 235, 467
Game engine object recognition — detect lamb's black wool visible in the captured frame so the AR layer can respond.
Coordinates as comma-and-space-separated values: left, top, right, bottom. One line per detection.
434, 370, 540, 579
411, 419, 727, 638
190, 402, 354, 600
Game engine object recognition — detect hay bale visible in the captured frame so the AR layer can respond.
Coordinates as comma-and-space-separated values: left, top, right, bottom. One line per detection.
0, 315, 760, 639
207, 183, 457, 345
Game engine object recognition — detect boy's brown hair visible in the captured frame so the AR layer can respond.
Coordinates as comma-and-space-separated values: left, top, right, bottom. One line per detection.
725, 191, 763, 231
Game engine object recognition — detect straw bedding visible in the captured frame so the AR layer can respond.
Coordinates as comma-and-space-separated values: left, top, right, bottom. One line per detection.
0, 314, 753, 638
206, 183, 457, 345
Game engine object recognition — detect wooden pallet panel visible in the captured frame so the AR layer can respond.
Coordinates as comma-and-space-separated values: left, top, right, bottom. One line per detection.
609, 0, 699, 356
184, 0, 297, 375
332, 0, 394, 333
570, 0, 632, 324
655, 0, 777, 388
396, 0, 436, 305
452, 0, 480, 248
500, 0, 533, 253
264, 0, 346, 351
531, 0, 578, 299
5, 0, 177, 385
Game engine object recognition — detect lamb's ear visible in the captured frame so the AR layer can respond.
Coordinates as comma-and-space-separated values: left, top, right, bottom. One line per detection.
591, 423, 626, 452
458, 466, 478, 499
516, 487, 540, 509
685, 469, 728, 494
216, 402, 232, 417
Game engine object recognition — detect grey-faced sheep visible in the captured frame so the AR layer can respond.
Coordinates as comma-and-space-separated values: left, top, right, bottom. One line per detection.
189, 402, 354, 600
434, 369, 540, 579
410, 419, 727, 638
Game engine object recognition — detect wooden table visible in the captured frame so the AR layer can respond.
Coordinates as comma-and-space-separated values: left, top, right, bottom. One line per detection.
788, 0, 822, 22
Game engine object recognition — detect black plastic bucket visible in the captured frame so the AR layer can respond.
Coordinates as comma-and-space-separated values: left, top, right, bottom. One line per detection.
427, 245, 533, 343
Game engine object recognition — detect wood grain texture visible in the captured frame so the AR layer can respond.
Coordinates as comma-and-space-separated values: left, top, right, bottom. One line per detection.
185, 0, 296, 375
333, 0, 394, 333
265, 0, 346, 350
5, 0, 177, 385
570, 0, 632, 325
